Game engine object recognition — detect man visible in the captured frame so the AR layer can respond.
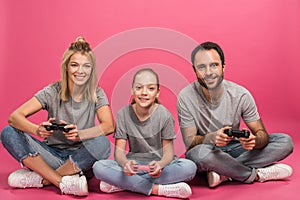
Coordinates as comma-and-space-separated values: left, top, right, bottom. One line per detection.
177, 41, 294, 187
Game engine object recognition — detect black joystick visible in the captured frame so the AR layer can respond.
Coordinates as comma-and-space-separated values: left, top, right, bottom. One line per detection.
224, 129, 250, 138
44, 122, 73, 132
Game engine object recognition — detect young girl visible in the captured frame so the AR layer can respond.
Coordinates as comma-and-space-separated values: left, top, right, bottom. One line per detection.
93, 68, 197, 198
1, 37, 114, 196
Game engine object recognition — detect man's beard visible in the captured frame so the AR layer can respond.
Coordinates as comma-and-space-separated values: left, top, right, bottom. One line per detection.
197, 74, 224, 90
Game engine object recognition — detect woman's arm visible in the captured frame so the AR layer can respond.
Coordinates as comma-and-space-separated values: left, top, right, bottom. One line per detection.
77, 105, 114, 140
8, 97, 43, 136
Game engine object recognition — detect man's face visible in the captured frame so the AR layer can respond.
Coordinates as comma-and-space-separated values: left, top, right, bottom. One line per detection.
193, 49, 224, 90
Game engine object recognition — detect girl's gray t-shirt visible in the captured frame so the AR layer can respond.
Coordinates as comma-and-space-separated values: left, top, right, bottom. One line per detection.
177, 80, 260, 135
114, 104, 176, 161
34, 82, 109, 150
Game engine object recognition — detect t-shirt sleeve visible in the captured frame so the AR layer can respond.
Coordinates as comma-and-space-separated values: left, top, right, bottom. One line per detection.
34, 84, 58, 110
241, 90, 260, 122
114, 109, 128, 140
176, 92, 196, 129
161, 113, 176, 140
96, 87, 110, 110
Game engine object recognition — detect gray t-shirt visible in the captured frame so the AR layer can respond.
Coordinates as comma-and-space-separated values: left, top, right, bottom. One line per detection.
34, 82, 109, 150
114, 104, 176, 161
177, 80, 260, 135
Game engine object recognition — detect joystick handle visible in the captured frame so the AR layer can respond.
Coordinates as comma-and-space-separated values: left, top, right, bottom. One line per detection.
224, 129, 250, 138
131, 164, 156, 172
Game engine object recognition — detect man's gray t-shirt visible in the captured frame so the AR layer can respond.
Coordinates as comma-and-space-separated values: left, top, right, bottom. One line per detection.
114, 104, 176, 161
177, 80, 260, 135
34, 82, 109, 150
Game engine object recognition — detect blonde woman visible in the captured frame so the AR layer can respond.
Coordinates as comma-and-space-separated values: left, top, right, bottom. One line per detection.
1, 37, 114, 196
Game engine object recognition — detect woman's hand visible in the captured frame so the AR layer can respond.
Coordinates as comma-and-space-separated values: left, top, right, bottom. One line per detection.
60, 120, 79, 141
37, 118, 55, 138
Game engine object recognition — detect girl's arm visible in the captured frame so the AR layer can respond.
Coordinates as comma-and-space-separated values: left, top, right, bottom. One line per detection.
115, 138, 136, 175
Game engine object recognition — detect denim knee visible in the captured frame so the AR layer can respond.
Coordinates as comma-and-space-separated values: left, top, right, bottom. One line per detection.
1, 125, 14, 144
273, 133, 294, 156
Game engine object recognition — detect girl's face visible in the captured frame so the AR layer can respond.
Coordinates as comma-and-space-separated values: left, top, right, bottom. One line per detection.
67, 52, 93, 88
132, 71, 160, 109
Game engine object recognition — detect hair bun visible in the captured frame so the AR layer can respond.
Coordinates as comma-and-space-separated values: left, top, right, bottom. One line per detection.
69, 36, 91, 52
76, 36, 86, 43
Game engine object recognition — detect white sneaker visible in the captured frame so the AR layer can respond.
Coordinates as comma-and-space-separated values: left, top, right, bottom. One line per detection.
207, 171, 230, 187
158, 182, 192, 199
8, 168, 43, 188
100, 181, 124, 193
257, 163, 293, 182
59, 174, 88, 196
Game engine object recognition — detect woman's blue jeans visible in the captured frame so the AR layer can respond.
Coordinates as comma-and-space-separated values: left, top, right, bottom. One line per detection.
1, 125, 111, 172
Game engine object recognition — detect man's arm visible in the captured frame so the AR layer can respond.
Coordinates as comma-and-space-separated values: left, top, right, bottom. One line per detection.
181, 126, 217, 150
246, 119, 269, 149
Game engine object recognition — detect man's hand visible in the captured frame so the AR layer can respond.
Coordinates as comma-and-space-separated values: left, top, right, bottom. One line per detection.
239, 133, 256, 150
215, 127, 234, 146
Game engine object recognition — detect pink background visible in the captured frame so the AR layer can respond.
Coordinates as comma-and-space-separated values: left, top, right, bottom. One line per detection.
1, 1, 299, 199
1, 0, 299, 141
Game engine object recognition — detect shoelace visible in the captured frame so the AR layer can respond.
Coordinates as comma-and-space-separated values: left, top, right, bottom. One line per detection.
20, 172, 42, 188
259, 168, 280, 181
160, 183, 190, 198
60, 177, 77, 194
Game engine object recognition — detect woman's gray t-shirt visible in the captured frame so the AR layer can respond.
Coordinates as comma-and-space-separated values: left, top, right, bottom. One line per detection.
34, 82, 109, 150
114, 104, 176, 161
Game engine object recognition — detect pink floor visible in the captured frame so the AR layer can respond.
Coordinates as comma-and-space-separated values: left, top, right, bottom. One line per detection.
1, 119, 299, 200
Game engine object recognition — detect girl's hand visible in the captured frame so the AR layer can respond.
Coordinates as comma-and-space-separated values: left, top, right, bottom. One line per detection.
148, 160, 162, 178
123, 160, 137, 176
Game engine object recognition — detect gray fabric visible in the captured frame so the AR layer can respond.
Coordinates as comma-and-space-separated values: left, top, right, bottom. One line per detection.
114, 104, 176, 161
34, 81, 109, 150
177, 80, 260, 135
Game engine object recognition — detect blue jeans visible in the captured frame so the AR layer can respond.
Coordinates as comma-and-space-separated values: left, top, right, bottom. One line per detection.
186, 133, 294, 183
1, 126, 111, 172
93, 158, 197, 195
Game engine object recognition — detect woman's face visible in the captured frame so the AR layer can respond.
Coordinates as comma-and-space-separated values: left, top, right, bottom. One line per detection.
67, 52, 93, 88
132, 71, 159, 109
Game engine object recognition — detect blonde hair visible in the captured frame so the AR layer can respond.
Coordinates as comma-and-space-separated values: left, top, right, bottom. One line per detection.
60, 36, 98, 102
131, 68, 160, 104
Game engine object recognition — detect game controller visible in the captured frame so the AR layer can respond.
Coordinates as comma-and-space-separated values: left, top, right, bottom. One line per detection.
44, 122, 73, 132
224, 129, 250, 138
131, 164, 156, 173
